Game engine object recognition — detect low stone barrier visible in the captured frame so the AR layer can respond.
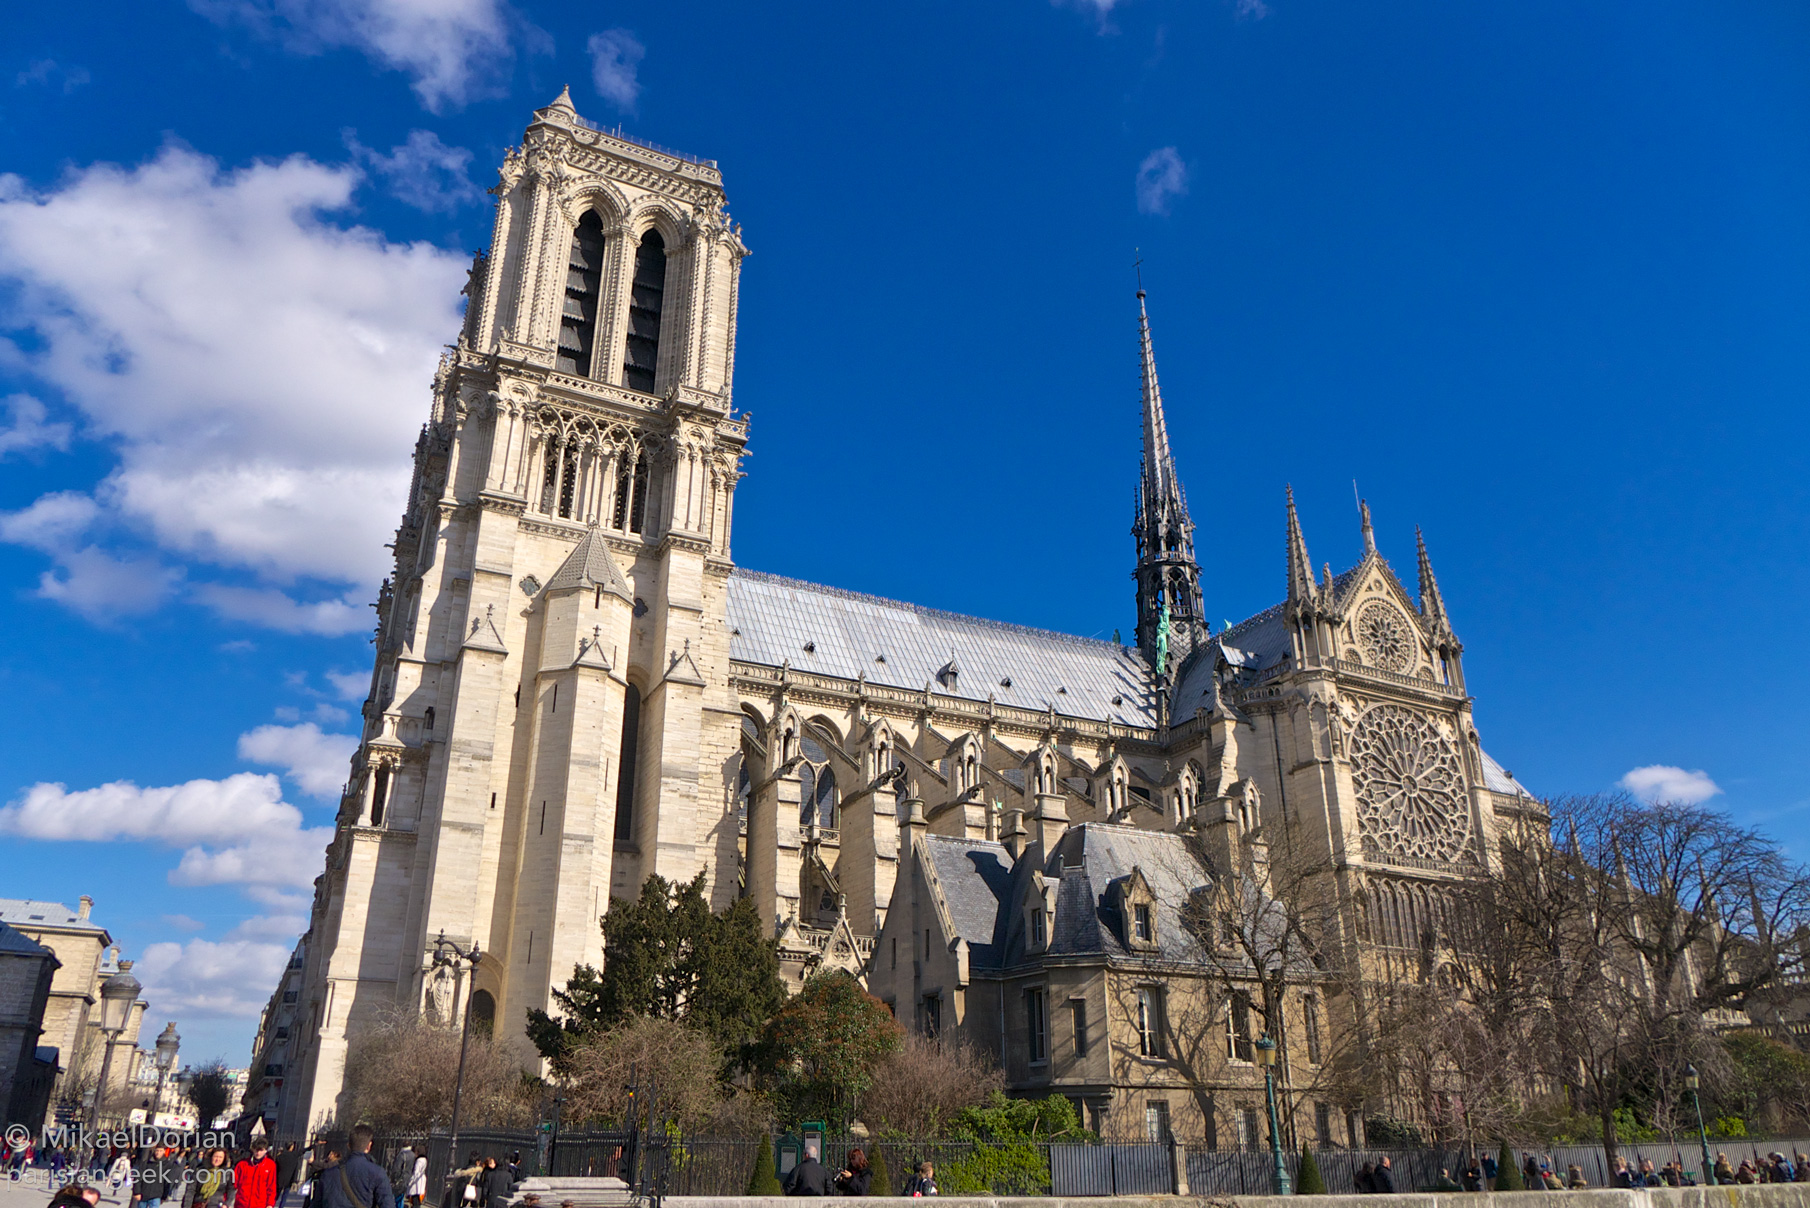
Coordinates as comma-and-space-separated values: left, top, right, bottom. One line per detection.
665, 1187, 1810, 1208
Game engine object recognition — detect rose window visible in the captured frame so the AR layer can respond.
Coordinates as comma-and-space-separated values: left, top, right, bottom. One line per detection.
1351, 704, 1470, 861
1357, 601, 1414, 672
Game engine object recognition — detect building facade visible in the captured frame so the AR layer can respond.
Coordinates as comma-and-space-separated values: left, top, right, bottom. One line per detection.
0, 921, 58, 1129
0, 898, 148, 1126
276, 92, 1539, 1136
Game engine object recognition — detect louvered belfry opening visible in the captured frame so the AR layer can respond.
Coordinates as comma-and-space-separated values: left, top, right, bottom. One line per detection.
557, 210, 605, 376
623, 229, 667, 393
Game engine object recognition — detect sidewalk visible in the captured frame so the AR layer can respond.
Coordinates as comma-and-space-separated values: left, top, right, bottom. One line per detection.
0, 1171, 130, 1208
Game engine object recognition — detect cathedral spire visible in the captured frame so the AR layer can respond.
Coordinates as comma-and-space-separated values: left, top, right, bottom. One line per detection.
1416, 525, 1450, 630
1285, 485, 1315, 605
1132, 286, 1205, 682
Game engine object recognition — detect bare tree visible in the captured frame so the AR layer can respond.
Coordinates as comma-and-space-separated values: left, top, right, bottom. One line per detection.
185, 1062, 236, 1131
861, 1034, 1003, 1137
561, 1015, 728, 1131
341, 1012, 536, 1130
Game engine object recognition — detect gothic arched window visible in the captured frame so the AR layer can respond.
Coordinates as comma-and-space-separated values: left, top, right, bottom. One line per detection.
623, 229, 667, 393
469, 988, 496, 1036
370, 765, 390, 826
558, 211, 605, 377
558, 442, 578, 519
798, 733, 839, 830
613, 450, 650, 533
613, 683, 641, 847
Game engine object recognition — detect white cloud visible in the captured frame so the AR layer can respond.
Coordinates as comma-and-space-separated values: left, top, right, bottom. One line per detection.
238, 721, 356, 798
225, 912, 310, 941
0, 145, 467, 625
1235, 0, 1271, 18
0, 770, 332, 890
0, 394, 73, 455
347, 129, 481, 213
161, 914, 207, 932
14, 60, 91, 93
0, 491, 98, 549
1136, 147, 1189, 216
195, 585, 369, 635
587, 29, 644, 112
325, 669, 371, 700
1619, 765, 1722, 806
188, 0, 527, 113
134, 937, 294, 1019
37, 548, 184, 620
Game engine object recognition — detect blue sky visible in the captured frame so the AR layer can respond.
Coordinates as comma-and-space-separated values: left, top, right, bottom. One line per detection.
2, 0, 1807, 1065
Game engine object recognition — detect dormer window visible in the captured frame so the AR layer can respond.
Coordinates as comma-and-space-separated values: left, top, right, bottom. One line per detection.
1030, 907, 1047, 949
1115, 867, 1160, 953
1133, 903, 1153, 943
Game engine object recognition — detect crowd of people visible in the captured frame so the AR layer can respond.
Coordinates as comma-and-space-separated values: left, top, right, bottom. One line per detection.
1346, 1148, 1809, 1193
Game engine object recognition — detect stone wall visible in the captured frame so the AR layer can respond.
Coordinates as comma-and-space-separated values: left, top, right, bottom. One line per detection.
666, 1187, 1810, 1208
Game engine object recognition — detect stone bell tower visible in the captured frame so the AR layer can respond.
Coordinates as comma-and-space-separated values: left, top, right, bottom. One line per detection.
286, 89, 752, 1133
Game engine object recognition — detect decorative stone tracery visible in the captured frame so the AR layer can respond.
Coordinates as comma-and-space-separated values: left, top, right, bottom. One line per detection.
1356, 600, 1414, 672
1350, 703, 1470, 861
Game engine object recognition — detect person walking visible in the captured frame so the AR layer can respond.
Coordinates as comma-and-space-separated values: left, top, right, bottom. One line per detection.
237, 1141, 282, 1208
833, 1149, 871, 1197
1354, 1162, 1376, 1194
405, 1154, 427, 1208
276, 1143, 305, 1206
318, 1126, 396, 1208
783, 1145, 829, 1196
1461, 1161, 1483, 1192
1372, 1157, 1396, 1194
900, 1162, 937, 1197
184, 1150, 233, 1208
480, 1158, 512, 1208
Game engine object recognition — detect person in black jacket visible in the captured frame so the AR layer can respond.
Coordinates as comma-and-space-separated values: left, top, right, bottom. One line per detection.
1371, 1158, 1395, 1194
833, 1149, 871, 1197
479, 1159, 512, 1208
320, 1127, 396, 1208
784, 1148, 830, 1197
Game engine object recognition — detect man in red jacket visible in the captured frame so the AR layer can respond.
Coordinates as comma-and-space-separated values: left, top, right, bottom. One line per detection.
235, 1141, 281, 1208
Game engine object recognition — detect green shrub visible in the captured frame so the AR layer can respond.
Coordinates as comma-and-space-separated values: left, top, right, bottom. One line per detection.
937, 1144, 1053, 1196
1296, 1144, 1326, 1195
747, 1139, 782, 1195
868, 1146, 890, 1197
1495, 1142, 1523, 1191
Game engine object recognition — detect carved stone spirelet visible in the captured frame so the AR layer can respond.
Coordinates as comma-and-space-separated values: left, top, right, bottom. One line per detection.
1351, 703, 1470, 861
1356, 600, 1414, 672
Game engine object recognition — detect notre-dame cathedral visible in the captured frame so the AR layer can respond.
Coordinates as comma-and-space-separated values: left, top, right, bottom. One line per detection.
268, 90, 1540, 1139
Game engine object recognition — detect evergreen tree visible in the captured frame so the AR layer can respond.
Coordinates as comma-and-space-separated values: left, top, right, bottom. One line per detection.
761, 970, 902, 1127
1494, 1142, 1523, 1191
747, 1138, 782, 1195
529, 873, 787, 1071
1296, 1143, 1326, 1195
868, 1146, 890, 1197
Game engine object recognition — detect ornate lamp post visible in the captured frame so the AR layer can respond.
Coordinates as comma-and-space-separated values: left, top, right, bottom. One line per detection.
430, 932, 482, 1162
152, 1023, 180, 1123
1254, 1034, 1293, 1196
88, 962, 143, 1137
1685, 1064, 1714, 1185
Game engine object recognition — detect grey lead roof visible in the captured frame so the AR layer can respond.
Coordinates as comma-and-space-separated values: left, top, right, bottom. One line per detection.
922, 834, 1014, 968
0, 898, 102, 931
1480, 750, 1533, 797
726, 569, 1155, 726
543, 526, 633, 600
0, 921, 54, 957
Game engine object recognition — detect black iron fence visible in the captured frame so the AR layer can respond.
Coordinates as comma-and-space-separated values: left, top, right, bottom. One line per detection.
370, 1129, 1810, 1199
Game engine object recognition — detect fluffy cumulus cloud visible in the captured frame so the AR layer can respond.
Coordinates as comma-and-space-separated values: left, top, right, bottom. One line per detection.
188, 0, 528, 112
0, 393, 72, 455
238, 721, 358, 798
588, 29, 645, 111
133, 937, 294, 1019
1136, 147, 1189, 216
1619, 765, 1722, 805
0, 145, 468, 629
0, 770, 332, 890
346, 128, 482, 212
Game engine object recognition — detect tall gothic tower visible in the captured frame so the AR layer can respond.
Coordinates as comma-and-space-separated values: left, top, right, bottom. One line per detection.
1130, 289, 1206, 707
284, 90, 751, 1133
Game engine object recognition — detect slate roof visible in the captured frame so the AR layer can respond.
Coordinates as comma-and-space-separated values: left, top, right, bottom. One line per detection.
726, 569, 1155, 726
0, 899, 103, 931
543, 526, 633, 601
0, 921, 55, 958
921, 834, 1013, 970
1039, 824, 1216, 963
1480, 750, 1534, 797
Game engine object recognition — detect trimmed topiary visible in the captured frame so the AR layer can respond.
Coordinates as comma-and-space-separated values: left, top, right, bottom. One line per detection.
1495, 1142, 1523, 1191
747, 1138, 783, 1195
1296, 1144, 1327, 1195
869, 1145, 890, 1197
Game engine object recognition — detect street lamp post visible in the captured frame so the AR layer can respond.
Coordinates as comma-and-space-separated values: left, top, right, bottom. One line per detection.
152, 1023, 181, 1125
431, 932, 482, 1164
87, 961, 143, 1141
1685, 1064, 1714, 1185
1254, 1034, 1293, 1196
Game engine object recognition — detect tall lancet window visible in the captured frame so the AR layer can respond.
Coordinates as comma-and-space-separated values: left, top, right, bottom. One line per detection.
558, 211, 604, 376
623, 230, 666, 393
614, 451, 650, 534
